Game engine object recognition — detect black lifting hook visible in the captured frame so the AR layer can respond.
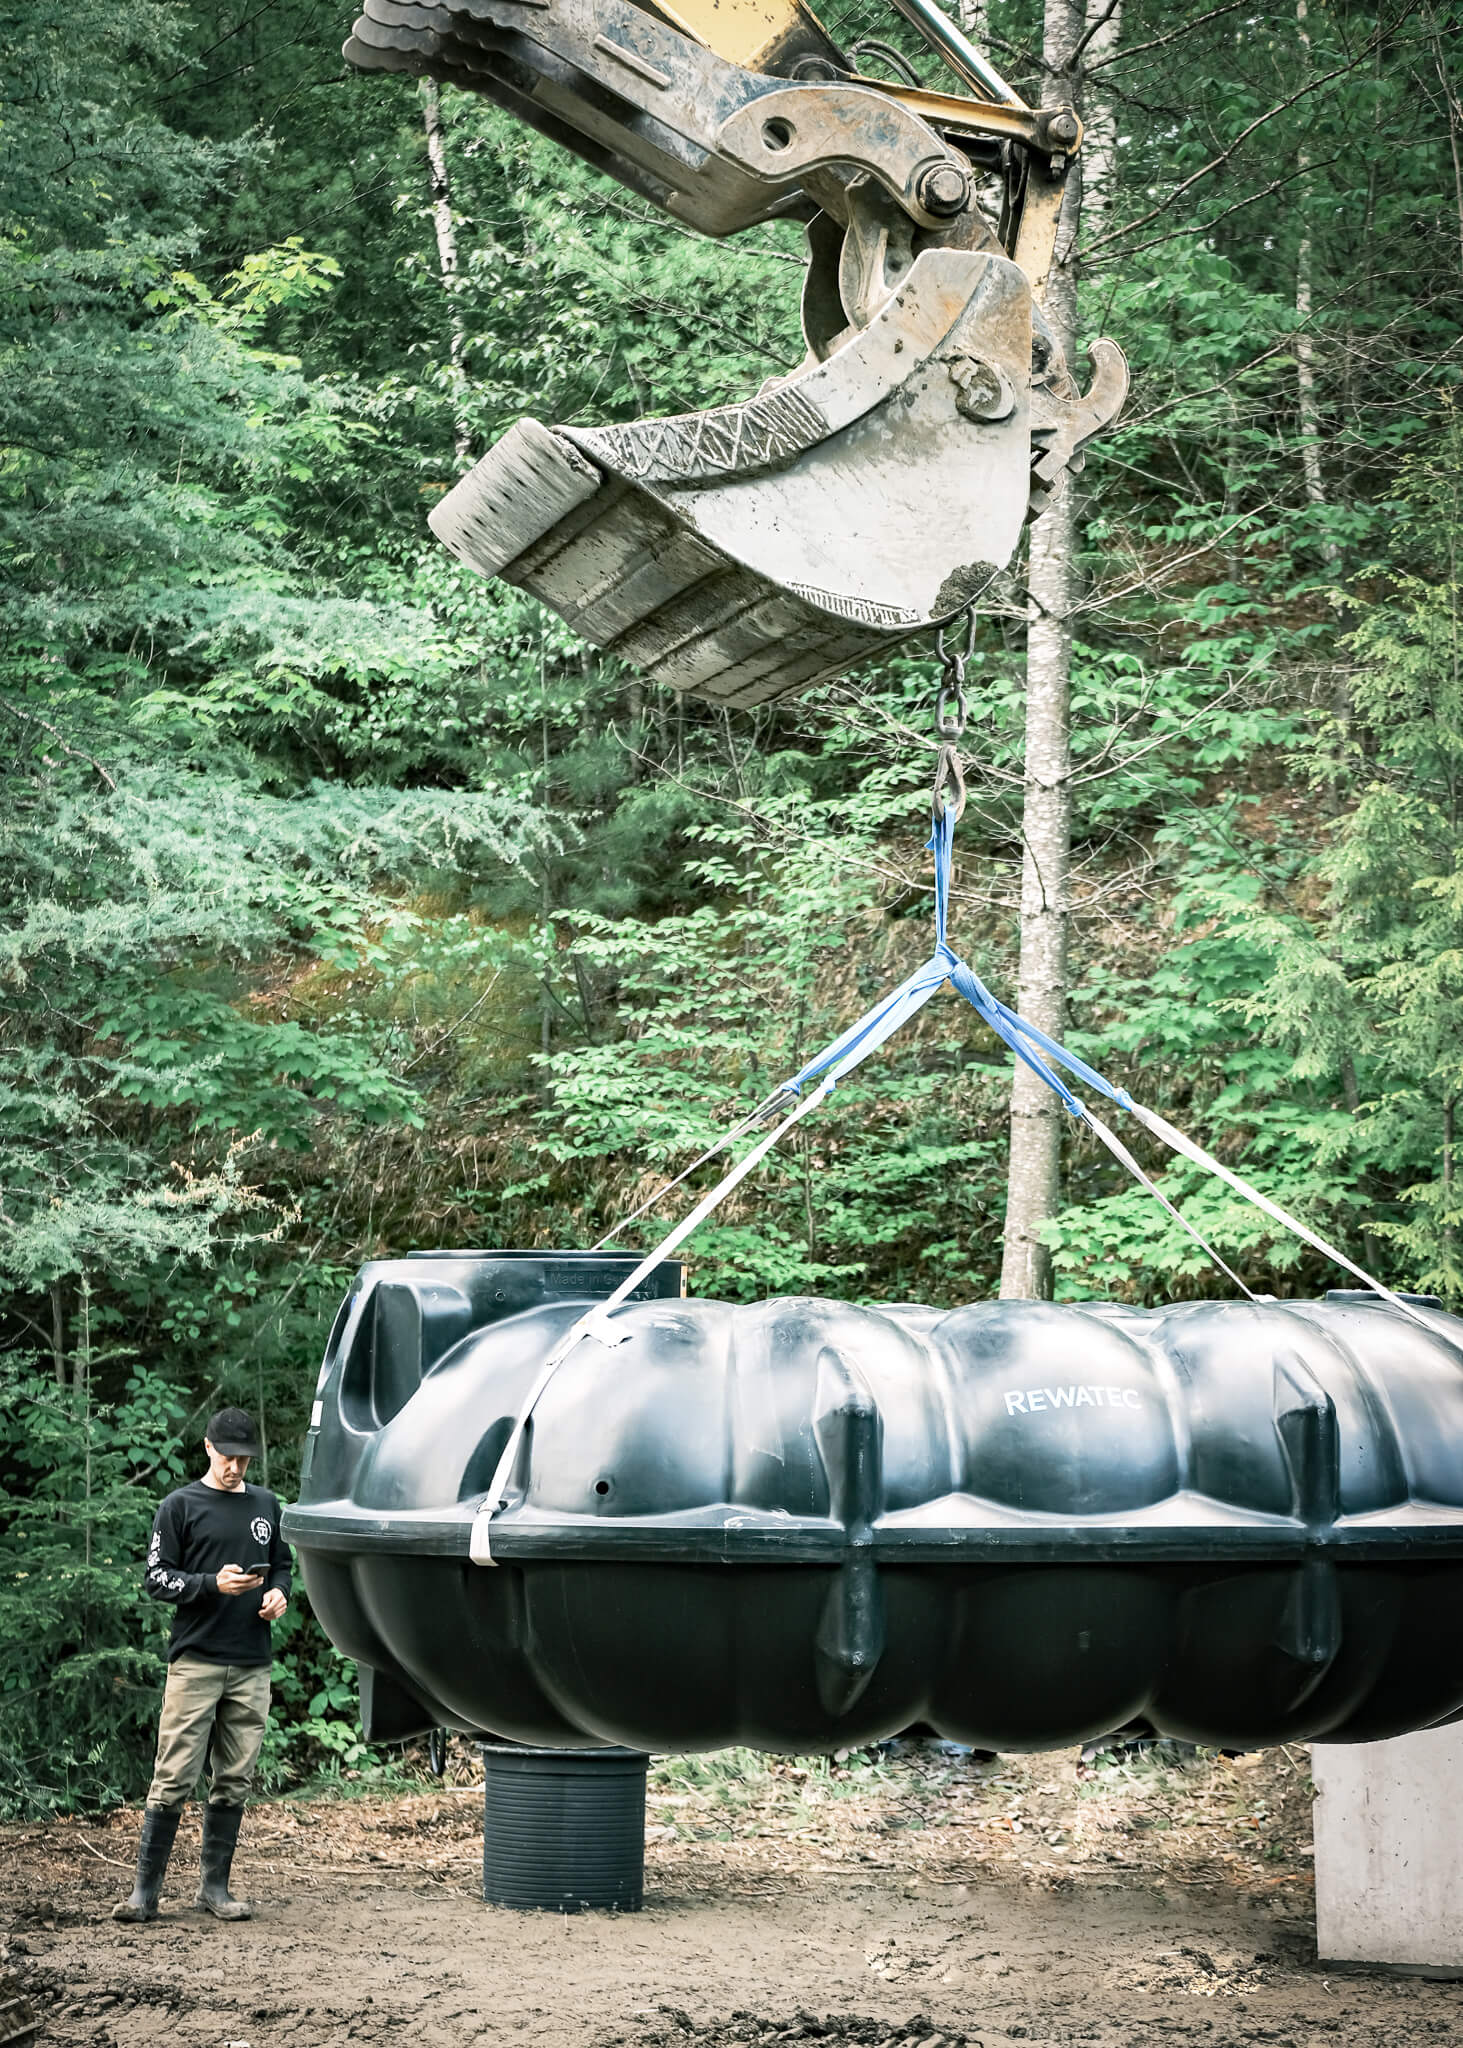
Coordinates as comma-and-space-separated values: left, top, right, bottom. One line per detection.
932, 609, 975, 823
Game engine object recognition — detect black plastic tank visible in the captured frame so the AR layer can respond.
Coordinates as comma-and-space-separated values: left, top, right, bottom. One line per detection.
282, 1252, 1463, 1754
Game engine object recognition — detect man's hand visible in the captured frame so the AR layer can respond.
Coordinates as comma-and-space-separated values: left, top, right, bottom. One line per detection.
216, 1563, 264, 1596
259, 1588, 287, 1622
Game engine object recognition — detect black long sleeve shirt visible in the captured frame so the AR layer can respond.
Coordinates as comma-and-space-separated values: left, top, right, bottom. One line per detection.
144, 1478, 292, 1666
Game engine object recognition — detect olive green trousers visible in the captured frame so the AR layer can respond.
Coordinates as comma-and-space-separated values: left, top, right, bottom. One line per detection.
145, 1653, 271, 1809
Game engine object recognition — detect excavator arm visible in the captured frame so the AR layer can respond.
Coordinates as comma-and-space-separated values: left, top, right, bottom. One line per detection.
346, 0, 1128, 706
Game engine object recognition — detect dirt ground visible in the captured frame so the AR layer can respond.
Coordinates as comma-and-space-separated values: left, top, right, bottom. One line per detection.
4, 1742, 1461, 2048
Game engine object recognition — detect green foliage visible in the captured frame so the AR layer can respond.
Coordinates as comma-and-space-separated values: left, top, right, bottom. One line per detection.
0, 1342, 188, 1814
1231, 412, 1463, 1295
525, 774, 1014, 1299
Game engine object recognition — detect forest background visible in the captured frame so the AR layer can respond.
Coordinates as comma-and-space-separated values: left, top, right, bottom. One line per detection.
3, 0, 1461, 1814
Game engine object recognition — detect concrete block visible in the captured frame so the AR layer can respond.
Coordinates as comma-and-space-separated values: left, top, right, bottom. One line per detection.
1313, 1726, 1463, 1973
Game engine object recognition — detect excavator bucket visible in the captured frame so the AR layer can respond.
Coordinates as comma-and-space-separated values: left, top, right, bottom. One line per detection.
432, 250, 1039, 706
348, 0, 1129, 706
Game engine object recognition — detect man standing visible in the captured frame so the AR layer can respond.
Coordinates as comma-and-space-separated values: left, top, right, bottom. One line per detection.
114, 1407, 291, 1924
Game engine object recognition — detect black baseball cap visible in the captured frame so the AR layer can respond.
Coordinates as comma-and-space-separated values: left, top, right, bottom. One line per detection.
206, 1407, 262, 1458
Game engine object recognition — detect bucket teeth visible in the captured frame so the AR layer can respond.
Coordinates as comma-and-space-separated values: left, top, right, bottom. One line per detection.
433, 444, 901, 708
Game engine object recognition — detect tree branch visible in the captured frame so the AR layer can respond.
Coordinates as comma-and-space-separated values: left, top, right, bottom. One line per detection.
1087, 12, 1418, 253
1083, 0, 1248, 74
0, 699, 116, 790
1085, 153, 1341, 265
1070, 0, 1124, 71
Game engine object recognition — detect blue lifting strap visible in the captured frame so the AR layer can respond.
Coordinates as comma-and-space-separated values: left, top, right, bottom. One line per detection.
472, 799, 1436, 1563
783, 803, 1424, 1324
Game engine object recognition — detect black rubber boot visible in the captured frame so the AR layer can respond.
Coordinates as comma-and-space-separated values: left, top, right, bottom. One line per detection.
196, 1801, 251, 1920
113, 1804, 183, 1922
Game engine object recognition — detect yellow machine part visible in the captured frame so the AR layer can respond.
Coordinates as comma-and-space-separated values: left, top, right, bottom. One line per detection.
646, 0, 1031, 139
646, 0, 838, 68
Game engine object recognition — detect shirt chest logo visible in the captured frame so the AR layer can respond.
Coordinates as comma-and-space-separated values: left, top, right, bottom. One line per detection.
251, 1515, 272, 1547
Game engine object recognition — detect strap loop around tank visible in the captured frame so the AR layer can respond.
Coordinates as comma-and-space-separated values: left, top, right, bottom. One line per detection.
471, 1080, 836, 1563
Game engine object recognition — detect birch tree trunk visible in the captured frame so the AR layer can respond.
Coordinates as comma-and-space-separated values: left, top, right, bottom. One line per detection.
1294, 235, 1329, 532
420, 78, 471, 466
1429, 0, 1463, 275
1294, 0, 1348, 777
1293, 0, 1337, 573
998, 0, 1106, 1298
1080, 1, 1121, 226
50, 1278, 65, 1390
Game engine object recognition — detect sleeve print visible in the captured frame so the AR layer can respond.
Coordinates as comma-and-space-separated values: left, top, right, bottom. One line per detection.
143, 1498, 216, 1607
265, 1494, 293, 1599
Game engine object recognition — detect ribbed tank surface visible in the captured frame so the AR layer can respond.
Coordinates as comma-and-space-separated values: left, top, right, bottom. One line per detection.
286, 1258, 1463, 1754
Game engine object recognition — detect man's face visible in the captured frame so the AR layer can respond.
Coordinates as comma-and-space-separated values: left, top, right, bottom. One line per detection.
205, 1440, 251, 1490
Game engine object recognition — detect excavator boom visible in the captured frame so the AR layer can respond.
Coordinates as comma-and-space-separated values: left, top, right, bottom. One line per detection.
346, 0, 1127, 705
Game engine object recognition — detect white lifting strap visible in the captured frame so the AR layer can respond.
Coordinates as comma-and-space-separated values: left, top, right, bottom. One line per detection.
469, 810, 1439, 1564
469, 1077, 835, 1564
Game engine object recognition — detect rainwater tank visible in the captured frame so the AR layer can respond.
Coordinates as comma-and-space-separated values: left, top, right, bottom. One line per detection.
281, 1251, 1463, 1754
